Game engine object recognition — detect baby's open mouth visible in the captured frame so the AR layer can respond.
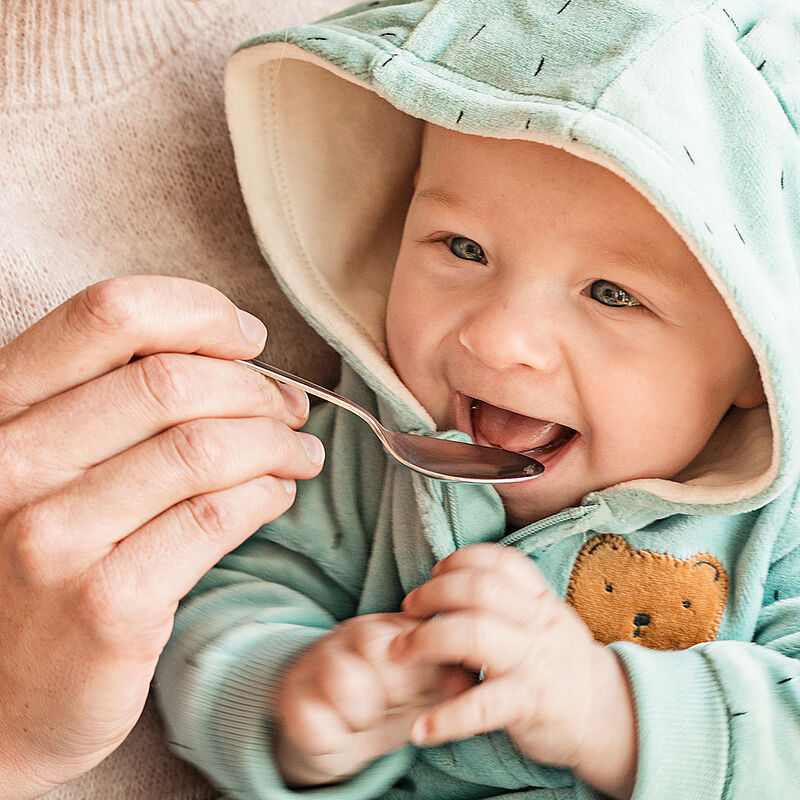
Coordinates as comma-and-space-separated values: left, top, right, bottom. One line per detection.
470, 399, 576, 460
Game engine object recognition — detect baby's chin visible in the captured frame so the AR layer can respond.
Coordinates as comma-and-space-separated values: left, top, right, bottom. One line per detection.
496, 481, 588, 530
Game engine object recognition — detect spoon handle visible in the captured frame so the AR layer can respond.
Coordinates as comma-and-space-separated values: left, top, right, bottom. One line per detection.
235, 359, 386, 438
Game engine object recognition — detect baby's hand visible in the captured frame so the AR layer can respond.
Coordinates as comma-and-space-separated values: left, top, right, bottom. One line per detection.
393, 544, 637, 800
274, 612, 474, 788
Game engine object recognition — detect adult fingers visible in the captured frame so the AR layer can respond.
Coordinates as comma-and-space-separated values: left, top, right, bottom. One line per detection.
0, 276, 267, 417
89, 474, 308, 641
0, 355, 309, 503
13, 415, 324, 574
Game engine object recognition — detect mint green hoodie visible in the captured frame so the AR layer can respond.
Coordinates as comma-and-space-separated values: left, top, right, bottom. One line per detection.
156, 1, 800, 798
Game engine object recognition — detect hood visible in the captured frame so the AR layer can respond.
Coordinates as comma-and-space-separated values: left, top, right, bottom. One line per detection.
225, 0, 800, 513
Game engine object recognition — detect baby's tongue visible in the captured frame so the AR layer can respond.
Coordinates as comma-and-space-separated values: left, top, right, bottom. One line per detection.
472, 401, 565, 453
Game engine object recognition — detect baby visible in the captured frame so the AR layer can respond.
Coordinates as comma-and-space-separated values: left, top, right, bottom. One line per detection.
157, 2, 800, 799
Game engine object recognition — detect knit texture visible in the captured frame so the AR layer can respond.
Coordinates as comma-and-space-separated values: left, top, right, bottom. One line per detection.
0, 1, 346, 798
0, 0, 342, 383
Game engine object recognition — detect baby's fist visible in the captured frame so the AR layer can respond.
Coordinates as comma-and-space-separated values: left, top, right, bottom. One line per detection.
275, 612, 472, 787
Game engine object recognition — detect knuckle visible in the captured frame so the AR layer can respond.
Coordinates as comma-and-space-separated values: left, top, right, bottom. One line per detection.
9, 502, 61, 586
76, 565, 146, 644
71, 277, 142, 337
280, 693, 339, 754
269, 424, 298, 465
181, 492, 234, 543
0, 424, 32, 494
244, 371, 284, 411
135, 353, 194, 417
76, 561, 173, 654
322, 658, 366, 707
504, 545, 542, 576
468, 571, 501, 607
76, 568, 122, 634
301, 714, 346, 758
167, 420, 228, 484
349, 619, 396, 660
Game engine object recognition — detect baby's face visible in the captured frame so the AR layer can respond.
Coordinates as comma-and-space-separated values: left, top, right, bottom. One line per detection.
386, 125, 764, 526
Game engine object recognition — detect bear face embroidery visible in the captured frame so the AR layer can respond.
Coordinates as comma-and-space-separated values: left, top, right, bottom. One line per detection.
566, 534, 729, 651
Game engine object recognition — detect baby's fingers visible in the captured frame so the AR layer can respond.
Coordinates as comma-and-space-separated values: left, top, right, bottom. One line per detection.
391, 611, 528, 675
290, 707, 421, 785
409, 678, 517, 747
314, 646, 390, 733
403, 565, 552, 628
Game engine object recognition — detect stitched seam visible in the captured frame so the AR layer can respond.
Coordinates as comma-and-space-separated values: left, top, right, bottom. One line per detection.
698, 648, 735, 797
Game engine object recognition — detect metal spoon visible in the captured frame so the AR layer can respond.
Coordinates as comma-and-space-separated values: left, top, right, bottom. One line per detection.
237, 359, 544, 484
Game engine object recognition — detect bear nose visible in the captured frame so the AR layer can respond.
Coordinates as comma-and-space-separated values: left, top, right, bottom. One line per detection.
633, 613, 650, 627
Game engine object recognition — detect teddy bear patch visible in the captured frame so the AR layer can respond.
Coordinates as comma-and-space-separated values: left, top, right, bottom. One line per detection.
566, 534, 729, 651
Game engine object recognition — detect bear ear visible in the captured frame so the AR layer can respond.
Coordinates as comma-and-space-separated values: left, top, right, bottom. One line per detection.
688, 554, 728, 586
585, 533, 630, 556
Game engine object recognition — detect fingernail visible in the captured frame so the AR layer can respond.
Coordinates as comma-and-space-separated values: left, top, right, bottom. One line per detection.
280, 383, 309, 417
236, 308, 268, 345
281, 478, 296, 495
298, 433, 325, 465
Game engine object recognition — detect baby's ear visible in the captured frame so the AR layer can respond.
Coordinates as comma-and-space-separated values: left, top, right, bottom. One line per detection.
732, 362, 766, 410
585, 533, 629, 556
687, 554, 728, 591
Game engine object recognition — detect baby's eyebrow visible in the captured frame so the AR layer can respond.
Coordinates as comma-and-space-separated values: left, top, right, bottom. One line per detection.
412, 187, 467, 211
600, 247, 699, 294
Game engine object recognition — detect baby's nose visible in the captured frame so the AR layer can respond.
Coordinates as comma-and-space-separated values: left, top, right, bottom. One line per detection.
633, 613, 650, 627
457, 295, 563, 372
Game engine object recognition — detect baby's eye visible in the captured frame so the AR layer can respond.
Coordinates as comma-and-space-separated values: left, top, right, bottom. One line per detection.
589, 280, 642, 308
449, 237, 487, 264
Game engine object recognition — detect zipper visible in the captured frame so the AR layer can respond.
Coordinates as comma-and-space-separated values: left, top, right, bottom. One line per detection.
501, 504, 597, 548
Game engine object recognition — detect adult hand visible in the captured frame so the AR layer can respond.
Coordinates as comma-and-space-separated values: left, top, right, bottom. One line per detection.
0, 276, 325, 799
394, 544, 638, 800
275, 613, 473, 788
